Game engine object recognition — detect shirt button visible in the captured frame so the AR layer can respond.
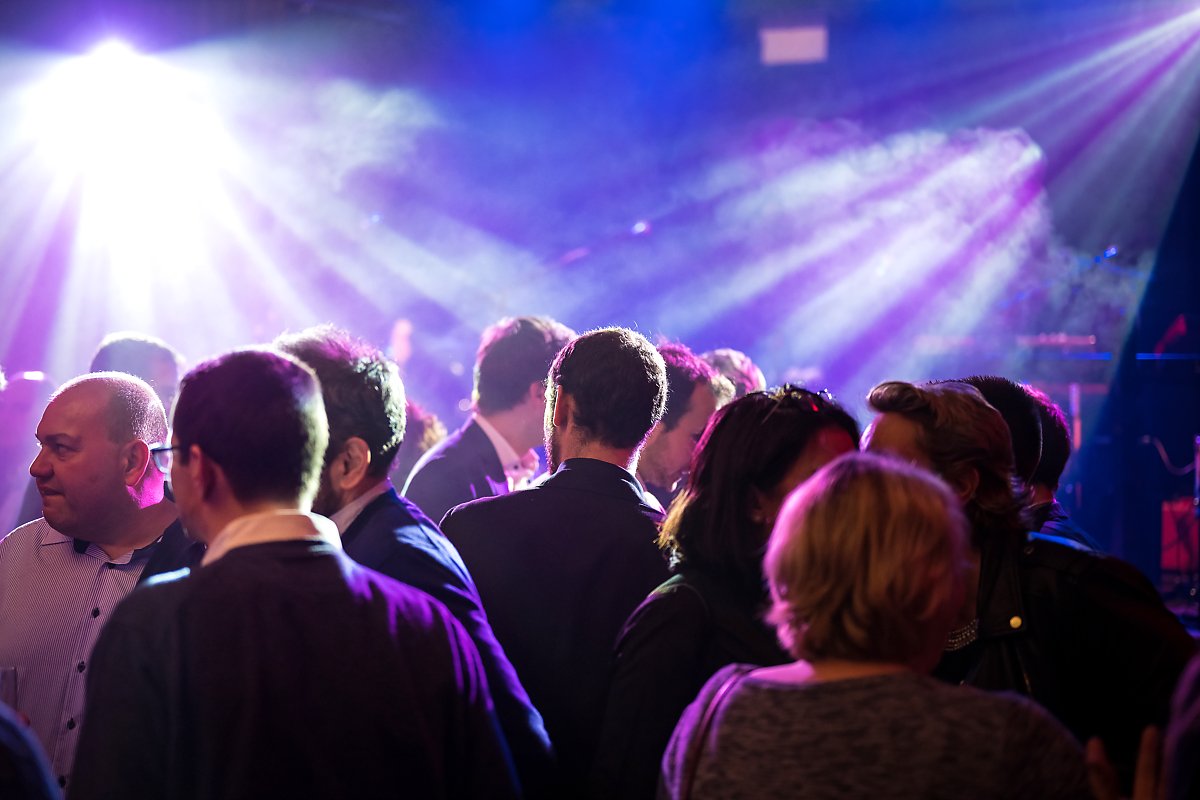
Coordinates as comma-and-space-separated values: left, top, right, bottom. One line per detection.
92, 608, 101, 618
67, 718, 76, 730
76, 661, 86, 673
1009, 616, 1023, 630
58, 777, 67, 788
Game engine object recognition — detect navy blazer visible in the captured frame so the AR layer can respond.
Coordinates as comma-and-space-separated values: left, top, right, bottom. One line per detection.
341, 488, 556, 797
403, 418, 507, 526
441, 459, 670, 795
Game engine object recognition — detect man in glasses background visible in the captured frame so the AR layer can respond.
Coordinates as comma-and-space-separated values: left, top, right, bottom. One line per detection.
0, 373, 186, 792
70, 348, 518, 799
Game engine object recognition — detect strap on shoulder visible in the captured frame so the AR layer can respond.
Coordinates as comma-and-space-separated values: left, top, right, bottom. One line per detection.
679, 665, 753, 799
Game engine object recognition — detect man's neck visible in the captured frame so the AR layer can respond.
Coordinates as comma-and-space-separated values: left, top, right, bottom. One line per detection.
477, 408, 535, 456
560, 442, 640, 474
330, 478, 392, 535
91, 496, 178, 560
197, 498, 304, 547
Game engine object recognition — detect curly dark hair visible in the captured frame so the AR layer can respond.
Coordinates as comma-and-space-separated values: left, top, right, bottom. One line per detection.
276, 324, 405, 480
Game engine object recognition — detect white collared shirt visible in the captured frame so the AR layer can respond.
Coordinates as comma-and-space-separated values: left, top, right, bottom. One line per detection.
202, 510, 342, 567
0, 519, 157, 789
473, 413, 539, 491
329, 479, 393, 535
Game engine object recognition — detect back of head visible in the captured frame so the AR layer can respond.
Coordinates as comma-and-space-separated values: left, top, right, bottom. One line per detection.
700, 348, 766, 399
275, 324, 405, 480
954, 375, 1042, 485
474, 316, 576, 415
657, 342, 733, 430
549, 327, 667, 449
54, 372, 167, 446
1024, 384, 1070, 492
765, 452, 968, 670
867, 380, 1026, 545
661, 386, 859, 597
173, 349, 328, 506
89, 332, 183, 406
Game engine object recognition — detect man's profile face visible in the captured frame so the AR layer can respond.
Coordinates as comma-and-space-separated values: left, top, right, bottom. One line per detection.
862, 412, 932, 469
643, 382, 718, 489
29, 384, 130, 537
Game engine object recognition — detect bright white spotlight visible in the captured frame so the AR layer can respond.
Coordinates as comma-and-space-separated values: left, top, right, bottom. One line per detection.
31, 39, 224, 172
90, 38, 138, 62
20, 37, 236, 280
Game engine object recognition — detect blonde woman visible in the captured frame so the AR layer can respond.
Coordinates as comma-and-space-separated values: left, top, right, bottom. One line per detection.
660, 452, 1090, 800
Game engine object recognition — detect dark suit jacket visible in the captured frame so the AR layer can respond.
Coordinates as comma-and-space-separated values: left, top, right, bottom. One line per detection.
404, 418, 507, 526
341, 488, 555, 797
70, 541, 519, 800
441, 459, 670, 795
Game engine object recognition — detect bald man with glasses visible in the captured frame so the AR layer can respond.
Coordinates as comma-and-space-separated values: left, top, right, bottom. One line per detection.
0, 373, 192, 792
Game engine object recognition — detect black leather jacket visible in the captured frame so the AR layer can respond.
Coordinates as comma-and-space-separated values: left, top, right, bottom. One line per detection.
936, 530, 1196, 787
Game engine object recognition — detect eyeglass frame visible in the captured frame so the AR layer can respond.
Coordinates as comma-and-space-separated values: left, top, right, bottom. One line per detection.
148, 443, 185, 475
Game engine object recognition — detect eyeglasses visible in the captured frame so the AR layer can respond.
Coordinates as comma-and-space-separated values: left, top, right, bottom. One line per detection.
148, 444, 184, 475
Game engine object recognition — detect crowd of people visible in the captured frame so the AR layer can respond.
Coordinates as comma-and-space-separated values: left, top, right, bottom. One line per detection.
0, 318, 1197, 799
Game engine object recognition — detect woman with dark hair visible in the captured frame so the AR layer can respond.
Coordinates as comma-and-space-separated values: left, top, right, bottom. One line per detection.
589, 386, 858, 800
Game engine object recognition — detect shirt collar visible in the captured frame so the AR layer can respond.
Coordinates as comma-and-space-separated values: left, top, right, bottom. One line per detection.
329, 479, 393, 534
41, 521, 164, 565
202, 510, 342, 567
474, 413, 540, 488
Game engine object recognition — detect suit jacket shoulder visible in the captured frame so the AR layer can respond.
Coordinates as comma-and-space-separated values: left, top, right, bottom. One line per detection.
403, 419, 506, 525
341, 489, 557, 796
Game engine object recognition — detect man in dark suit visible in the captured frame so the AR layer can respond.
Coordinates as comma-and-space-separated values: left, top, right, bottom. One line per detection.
441, 327, 672, 795
276, 325, 555, 797
404, 316, 574, 524
70, 349, 518, 800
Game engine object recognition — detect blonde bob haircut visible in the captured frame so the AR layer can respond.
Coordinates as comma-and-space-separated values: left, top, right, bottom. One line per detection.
765, 452, 969, 668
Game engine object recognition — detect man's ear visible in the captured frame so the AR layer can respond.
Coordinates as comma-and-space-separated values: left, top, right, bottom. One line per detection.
186, 445, 219, 502
551, 390, 570, 428
121, 440, 153, 487
332, 437, 372, 492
